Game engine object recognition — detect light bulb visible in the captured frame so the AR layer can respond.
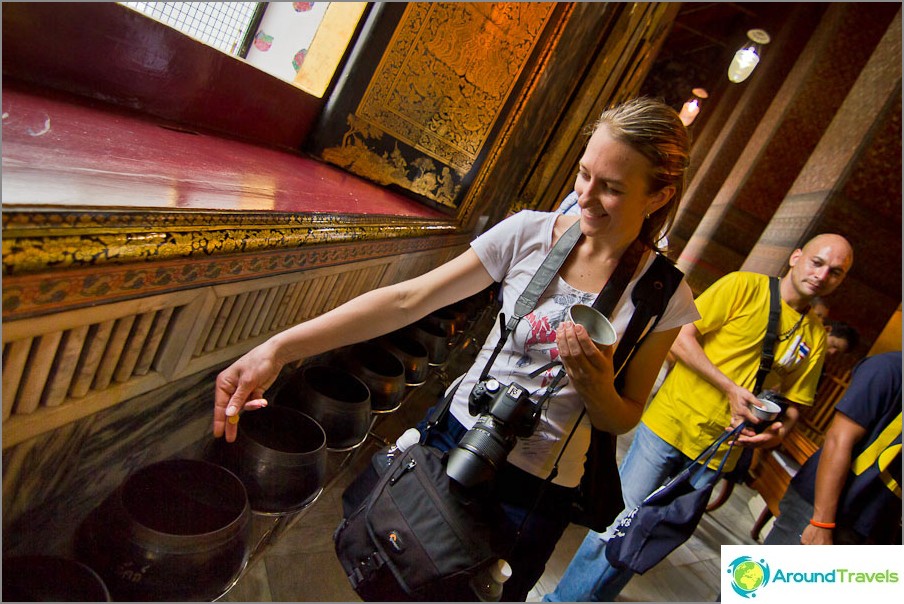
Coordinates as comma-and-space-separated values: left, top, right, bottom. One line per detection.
678, 88, 708, 127
727, 29, 770, 84
728, 47, 760, 83
679, 99, 700, 126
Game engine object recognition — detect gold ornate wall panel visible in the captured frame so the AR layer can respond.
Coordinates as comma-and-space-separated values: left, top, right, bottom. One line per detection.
441, 2, 680, 230
314, 2, 558, 210
497, 2, 679, 220
2, 209, 468, 320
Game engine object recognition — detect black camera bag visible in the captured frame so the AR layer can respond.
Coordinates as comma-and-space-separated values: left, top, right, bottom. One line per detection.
333, 438, 506, 601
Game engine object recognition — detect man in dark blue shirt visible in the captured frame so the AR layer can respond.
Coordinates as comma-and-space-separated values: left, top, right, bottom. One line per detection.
765, 350, 902, 545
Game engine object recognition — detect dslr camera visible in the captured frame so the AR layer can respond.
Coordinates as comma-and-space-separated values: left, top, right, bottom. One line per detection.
445, 377, 541, 487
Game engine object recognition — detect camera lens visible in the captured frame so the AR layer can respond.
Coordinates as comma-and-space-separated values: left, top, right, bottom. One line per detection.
446, 416, 513, 487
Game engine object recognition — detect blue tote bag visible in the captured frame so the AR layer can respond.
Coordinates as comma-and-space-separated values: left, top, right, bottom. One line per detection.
605, 424, 744, 574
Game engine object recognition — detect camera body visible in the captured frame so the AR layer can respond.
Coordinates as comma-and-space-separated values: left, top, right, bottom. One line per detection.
446, 377, 540, 487
468, 377, 538, 438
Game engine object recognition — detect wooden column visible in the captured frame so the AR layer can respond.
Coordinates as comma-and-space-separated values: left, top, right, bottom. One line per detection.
743, 10, 902, 349
676, 4, 899, 293
671, 4, 826, 254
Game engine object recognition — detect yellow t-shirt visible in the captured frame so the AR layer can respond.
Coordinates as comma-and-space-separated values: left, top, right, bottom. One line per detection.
643, 271, 826, 469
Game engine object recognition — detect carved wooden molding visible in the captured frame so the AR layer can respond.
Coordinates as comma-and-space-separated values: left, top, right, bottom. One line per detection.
2, 209, 469, 320
2, 208, 459, 275
1, 243, 466, 448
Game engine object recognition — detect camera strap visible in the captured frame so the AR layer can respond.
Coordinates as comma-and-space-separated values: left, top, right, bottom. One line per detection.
499, 228, 650, 544
479, 217, 650, 401
528, 238, 646, 407
478, 220, 584, 381
539, 239, 646, 477
465, 217, 685, 545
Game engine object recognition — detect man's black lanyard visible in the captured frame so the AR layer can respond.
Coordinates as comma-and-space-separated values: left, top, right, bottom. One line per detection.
756, 277, 783, 393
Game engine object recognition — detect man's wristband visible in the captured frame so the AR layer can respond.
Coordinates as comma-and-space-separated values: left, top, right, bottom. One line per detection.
809, 519, 836, 529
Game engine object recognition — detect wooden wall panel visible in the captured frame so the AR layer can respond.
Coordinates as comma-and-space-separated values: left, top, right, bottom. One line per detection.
42, 325, 90, 407
1, 244, 465, 448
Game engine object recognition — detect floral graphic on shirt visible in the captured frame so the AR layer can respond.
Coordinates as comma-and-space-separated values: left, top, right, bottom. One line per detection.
524, 312, 558, 358
520, 292, 592, 388
292, 48, 307, 72
510, 288, 598, 464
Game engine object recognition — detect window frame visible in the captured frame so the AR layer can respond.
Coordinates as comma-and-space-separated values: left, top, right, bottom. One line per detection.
1, 1, 333, 150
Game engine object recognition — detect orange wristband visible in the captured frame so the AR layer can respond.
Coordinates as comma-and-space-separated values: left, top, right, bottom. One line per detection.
809, 519, 836, 529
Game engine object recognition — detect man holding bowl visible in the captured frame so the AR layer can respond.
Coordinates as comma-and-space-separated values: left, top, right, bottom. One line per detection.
545, 233, 854, 602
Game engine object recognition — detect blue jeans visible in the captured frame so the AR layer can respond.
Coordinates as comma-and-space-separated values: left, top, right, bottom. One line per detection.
543, 423, 719, 602
763, 484, 813, 545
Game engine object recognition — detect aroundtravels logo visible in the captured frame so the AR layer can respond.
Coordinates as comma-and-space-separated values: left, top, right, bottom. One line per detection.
723, 546, 903, 600
726, 556, 771, 598
724, 548, 902, 600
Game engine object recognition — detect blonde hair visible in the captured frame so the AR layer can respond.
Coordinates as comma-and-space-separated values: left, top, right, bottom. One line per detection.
590, 97, 690, 250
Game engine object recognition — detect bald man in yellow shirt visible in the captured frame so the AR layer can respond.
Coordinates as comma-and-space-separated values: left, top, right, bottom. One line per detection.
545, 233, 854, 602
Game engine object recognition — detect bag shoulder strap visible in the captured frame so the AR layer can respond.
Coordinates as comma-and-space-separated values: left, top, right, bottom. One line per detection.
556, 250, 684, 478
591, 239, 646, 318
658, 423, 744, 493
755, 277, 782, 393
612, 252, 684, 387
644, 428, 744, 507
516, 236, 645, 396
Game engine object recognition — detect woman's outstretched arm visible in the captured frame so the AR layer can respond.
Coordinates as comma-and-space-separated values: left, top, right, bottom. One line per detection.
213, 249, 495, 441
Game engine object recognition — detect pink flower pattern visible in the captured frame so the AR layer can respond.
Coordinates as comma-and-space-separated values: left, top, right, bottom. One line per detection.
253, 31, 273, 52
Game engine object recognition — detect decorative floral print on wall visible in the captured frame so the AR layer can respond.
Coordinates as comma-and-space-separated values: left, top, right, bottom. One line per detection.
292, 49, 308, 72
243, 1, 328, 84
253, 31, 273, 52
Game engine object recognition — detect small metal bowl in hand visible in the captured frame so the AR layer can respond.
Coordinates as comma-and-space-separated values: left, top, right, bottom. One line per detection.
747, 393, 783, 433
566, 304, 617, 346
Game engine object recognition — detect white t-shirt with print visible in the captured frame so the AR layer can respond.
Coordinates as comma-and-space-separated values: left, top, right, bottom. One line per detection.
448, 210, 700, 487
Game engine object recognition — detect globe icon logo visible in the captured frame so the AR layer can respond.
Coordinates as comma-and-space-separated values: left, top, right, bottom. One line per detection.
727, 556, 770, 598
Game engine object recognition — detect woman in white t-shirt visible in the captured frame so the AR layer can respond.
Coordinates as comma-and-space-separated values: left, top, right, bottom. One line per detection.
213, 97, 699, 601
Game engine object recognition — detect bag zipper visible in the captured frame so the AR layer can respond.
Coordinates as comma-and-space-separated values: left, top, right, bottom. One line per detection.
389, 459, 417, 485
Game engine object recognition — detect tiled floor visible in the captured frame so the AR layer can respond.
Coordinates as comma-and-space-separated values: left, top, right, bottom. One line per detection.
220, 318, 769, 603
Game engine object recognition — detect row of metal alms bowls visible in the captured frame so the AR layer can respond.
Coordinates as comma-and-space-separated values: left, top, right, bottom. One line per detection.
66, 298, 492, 600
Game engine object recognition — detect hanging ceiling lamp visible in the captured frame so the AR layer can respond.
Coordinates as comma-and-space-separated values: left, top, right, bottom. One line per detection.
727, 29, 771, 83
678, 88, 709, 126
